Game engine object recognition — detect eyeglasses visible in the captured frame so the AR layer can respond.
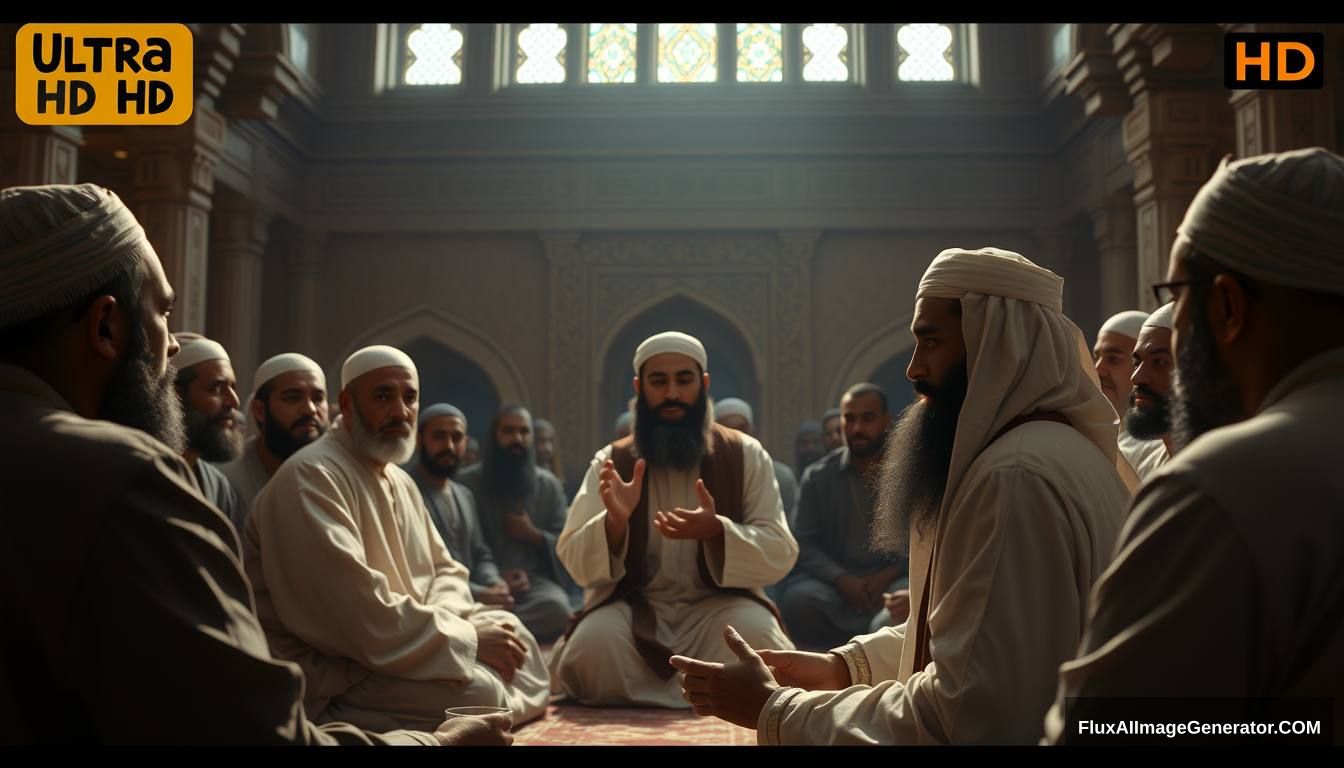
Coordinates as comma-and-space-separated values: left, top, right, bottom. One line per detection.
1151, 279, 1203, 306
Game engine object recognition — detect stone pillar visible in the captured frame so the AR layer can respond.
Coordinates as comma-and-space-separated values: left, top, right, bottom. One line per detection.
208, 202, 270, 395
287, 233, 326, 358
1112, 24, 1235, 310
1089, 191, 1140, 317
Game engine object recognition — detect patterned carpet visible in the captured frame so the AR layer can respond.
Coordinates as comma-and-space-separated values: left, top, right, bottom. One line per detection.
513, 702, 757, 746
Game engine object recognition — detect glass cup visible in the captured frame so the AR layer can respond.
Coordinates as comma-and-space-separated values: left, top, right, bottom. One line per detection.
444, 705, 514, 732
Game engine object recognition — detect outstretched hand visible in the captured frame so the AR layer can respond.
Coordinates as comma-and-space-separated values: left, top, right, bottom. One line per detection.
669, 625, 779, 730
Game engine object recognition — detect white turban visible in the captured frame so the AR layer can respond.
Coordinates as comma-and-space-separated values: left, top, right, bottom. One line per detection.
1099, 310, 1150, 340
633, 331, 707, 374
918, 247, 1064, 311
1175, 146, 1344, 296
714, 397, 754, 427
173, 332, 230, 371
916, 247, 1139, 513
1143, 303, 1175, 330
340, 345, 417, 390
253, 352, 325, 397
0, 183, 155, 329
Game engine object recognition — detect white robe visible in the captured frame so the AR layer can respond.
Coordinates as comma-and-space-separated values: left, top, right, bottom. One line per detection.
1117, 428, 1166, 479
760, 421, 1130, 744
243, 420, 549, 732
550, 432, 799, 707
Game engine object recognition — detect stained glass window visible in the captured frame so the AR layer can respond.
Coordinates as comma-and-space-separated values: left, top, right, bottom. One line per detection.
403, 24, 464, 85
587, 23, 637, 84
736, 23, 783, 82
515, 24, 567, 84
897, 23, 955, 81
801, 23, 850, 82
658, 23, 717, 83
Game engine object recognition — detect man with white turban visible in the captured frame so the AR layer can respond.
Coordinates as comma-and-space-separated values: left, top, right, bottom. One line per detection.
551, 331, 799, 707
670, 248, 1133, 744
1122, 303, 1176, 480
171, 332, 246, 530
714, 397, 799, 525
0, 185, 507, 745
218, 351, 329, 525
1046, 146, 1344, 744
1094, 310, 1167, 475
242, 344, 550, 732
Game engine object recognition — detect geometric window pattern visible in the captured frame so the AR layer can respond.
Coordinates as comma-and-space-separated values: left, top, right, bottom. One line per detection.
736, 23, 784, 82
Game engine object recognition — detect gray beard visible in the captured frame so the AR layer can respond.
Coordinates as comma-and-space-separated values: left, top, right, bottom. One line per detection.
350, 408, 416, 465
185, 405, 244, 463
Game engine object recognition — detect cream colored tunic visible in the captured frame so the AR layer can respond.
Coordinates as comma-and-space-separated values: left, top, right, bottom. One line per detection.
243, 420, 549, 732
760, 421, 1130, 744
551, 432, 799, 707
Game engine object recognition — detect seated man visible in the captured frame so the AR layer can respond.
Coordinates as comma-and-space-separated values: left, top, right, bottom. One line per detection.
0, 182, 506, 746
714, 397, 798, 528
551, 332, 798, 707
672, 248, 1131, 744
243, 345, 549, 733
777, 383, 908, 650
411, 402, 514, 611
457, 405, 573, 643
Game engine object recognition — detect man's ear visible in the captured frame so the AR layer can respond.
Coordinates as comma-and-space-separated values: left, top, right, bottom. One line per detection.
84, 294, 125, 362
632, 375, 640, 395
702, 371, 711, 395
1208, 273, 1250, 346
251, 395, 266, 430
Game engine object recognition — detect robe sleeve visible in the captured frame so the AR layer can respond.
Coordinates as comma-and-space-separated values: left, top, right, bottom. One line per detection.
764, 466, 1089, 744
836, 622, 908, 685
703, 438, 799, 589
556, 447, 628, 587
1042, 471, 1255, 744
252, 461, 480, 683
460, 487, 504, 586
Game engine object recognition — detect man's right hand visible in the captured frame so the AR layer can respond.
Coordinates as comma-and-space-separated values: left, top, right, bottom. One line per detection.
478, 582, 515, 609
833, 574, 870, 614
432, 713, 513, 746
471, 617, 527, 683
599, 458, 645, 552
756, 649, 851, 691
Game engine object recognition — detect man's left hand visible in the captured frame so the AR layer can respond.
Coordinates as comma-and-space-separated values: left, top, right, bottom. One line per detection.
653, 479, 724, 541
670, 625, 779, 730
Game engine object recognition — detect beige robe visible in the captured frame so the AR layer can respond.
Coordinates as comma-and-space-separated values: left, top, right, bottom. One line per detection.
1045, 347, 1344, 744
0, 363, 430, 745
760, 421, 1130, 744
243, 420, 549, 732
551, 432, 798, 707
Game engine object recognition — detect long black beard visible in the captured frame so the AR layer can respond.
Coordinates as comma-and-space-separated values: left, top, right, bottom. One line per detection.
262, 403, 326, 460
483, 440, 536, 499
1170, 293, 1246, 452
99, 318, 185, 454
1123, 385, 1171, 441
633, 391, 709, 469
419, 443, 460, 479
184, 404, 244, 463
869, 360, 968, 556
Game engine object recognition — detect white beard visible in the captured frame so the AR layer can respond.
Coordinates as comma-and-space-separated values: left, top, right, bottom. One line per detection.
350, 408, 416, 466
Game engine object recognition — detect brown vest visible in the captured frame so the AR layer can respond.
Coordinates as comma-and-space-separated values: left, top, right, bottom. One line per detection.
564, 423, 787, 680
911, 410, 1070, 673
